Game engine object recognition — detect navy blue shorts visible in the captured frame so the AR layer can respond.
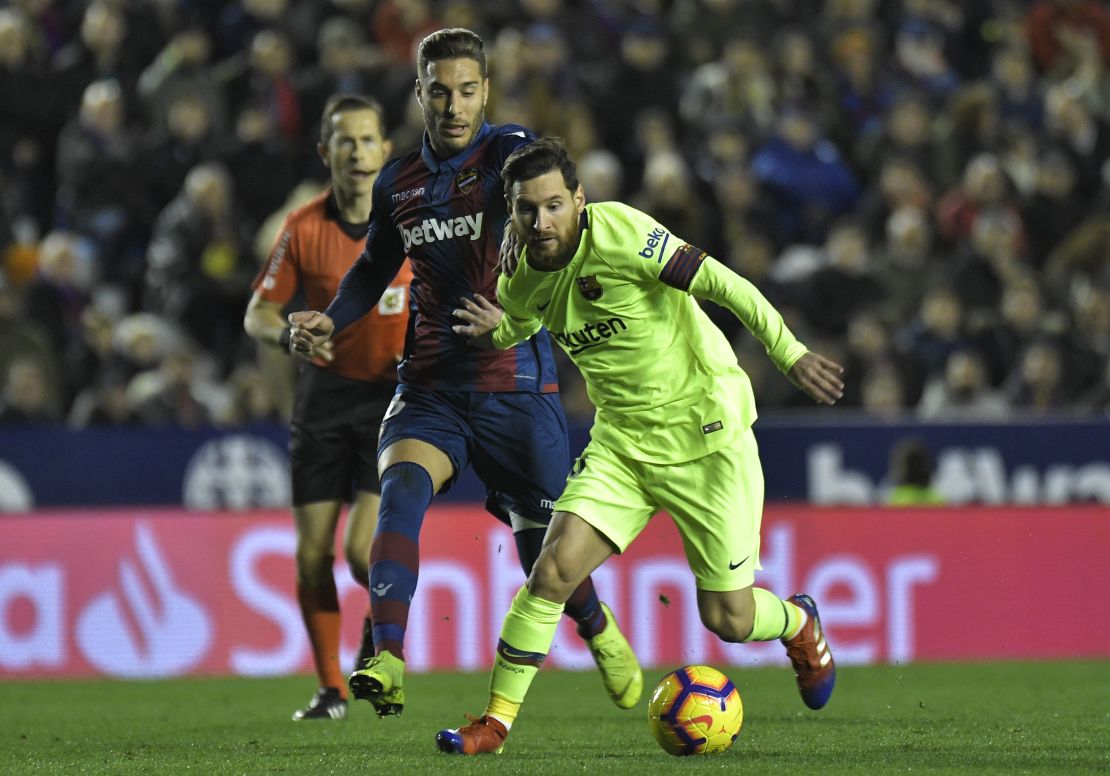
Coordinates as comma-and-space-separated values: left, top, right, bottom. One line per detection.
378, 387, 570, 526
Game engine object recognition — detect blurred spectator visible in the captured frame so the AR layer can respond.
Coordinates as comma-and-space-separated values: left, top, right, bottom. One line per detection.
861, 363, 908, 419
884, 437, 945, 505
1042, 79, 1110, 199
222, 105, 299, 228
854, 93, 937, 181
21, 230, 92, 356
0, 356, 60, 423
0, 7, 66, 232
295, 17, 388, 148
680, 37, 776, 143
370, 0, 440, 67
143, 163, 252, 373
917, 348, 1010, 419
1026, 0, 1110, 74
991, 46, 1043, 129
137, 26, 227, 141
1005, 338, 1069, 414
900, 286, 966, 380
597, 20, 680, 157
53, 78, 154, 277
1045, 214, 1110, 292
935, 152, 1019, 247
630, 150, 708, 250
222, 28, 301, 148
828, 26, 894, 149
874, 205, 937, 322
750, 104, 861, 248
1021, 148, 1087, 268
214, 0, 290, 61
51, 1, 146, 118
932, 84, 1002, 191
127, 349, 214, 427
220, 363, 281, 425
577, 149, 623, 203
950, 205, 1027, 314
67, 366, 135, 427
0, 276, 59, 399
890, 18, 961, 106
798, 220, 883, 336
141, 90, 227, 208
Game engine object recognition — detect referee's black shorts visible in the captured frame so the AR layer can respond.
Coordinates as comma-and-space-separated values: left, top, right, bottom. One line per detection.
289, 364, 397, 507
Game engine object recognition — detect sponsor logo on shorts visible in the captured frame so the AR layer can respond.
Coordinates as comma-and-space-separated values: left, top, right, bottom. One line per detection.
553, 317, 628, 355
728, 556, 749, 571
702, 420, 724, 435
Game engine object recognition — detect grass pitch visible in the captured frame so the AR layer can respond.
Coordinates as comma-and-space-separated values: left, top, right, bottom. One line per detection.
3, 661, 1108, 775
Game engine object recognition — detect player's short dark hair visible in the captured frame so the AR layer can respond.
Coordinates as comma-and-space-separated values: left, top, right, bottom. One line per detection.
417, 28, 487, 80
319, 94, 386, 146
502, 137, 579, 200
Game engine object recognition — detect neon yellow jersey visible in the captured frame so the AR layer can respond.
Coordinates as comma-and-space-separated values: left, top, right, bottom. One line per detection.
493, 201, 808, 464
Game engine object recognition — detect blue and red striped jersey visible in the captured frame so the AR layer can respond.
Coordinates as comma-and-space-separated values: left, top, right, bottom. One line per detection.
326, 122, 559, 393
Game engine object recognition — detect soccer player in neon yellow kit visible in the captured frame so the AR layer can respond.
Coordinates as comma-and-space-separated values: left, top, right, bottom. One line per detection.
437, 138, 846, 755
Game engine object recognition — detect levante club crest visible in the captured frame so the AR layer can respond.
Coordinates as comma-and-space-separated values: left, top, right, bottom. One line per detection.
455, 168, 479, 193
576, 275, 603, 301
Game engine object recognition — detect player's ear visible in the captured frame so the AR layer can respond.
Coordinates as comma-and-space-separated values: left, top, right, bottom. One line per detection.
317, 142, 329, 168
574, 184, 585, 212
383, 138, 394, 159
482, 77, 490, 107
414, 78, 422, 101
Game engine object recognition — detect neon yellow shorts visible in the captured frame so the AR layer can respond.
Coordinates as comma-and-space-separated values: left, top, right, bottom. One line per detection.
554, 426, 765, 591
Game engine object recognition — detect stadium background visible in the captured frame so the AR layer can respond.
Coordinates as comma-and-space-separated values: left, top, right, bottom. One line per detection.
1, 0, 1109, 680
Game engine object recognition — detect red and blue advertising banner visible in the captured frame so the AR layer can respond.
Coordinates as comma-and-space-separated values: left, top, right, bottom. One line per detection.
2, 506, 1107, 678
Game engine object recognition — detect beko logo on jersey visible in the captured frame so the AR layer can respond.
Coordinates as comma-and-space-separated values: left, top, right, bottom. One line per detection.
391, 187, 425, 203
638, 226, 669, 262
398, 213, 484, 250
553, 317, 628, 355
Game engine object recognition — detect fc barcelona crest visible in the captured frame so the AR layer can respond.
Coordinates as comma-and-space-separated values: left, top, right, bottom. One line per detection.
576, 275, 603, 301
456, 168, 479, 194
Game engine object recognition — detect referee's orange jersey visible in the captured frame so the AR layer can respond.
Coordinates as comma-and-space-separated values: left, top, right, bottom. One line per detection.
253, 189, 413, 383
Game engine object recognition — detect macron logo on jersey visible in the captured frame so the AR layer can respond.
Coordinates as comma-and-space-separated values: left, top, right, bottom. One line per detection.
398, 213, 484, 250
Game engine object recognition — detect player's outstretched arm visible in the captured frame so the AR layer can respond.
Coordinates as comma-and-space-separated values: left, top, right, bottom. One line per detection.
787, 351, 845, 405
452, 294, 503, 348
288, 310, 336, 355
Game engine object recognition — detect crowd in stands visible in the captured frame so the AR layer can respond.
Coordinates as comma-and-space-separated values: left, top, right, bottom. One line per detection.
1, 0, 1109, 427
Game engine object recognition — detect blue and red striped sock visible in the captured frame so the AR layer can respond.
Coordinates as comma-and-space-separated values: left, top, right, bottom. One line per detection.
369, 462, 433, 660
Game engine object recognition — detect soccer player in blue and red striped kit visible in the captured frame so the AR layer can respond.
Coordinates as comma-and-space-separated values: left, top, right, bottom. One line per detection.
289, 28, 641, 717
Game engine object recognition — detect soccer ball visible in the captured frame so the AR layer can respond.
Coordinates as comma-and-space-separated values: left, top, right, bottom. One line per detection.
646, 665, 743, 756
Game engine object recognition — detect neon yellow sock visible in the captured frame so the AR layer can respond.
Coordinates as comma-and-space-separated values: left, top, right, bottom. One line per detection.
743, 588, 804, 642
485, 694, 521, 730
489, 586, 563, 707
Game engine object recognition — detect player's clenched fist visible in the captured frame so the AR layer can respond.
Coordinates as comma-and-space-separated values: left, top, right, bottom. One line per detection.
288, 310, 336, 354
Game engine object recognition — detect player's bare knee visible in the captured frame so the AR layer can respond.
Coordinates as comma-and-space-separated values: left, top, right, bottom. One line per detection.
701, 609, 754, 644
527, 551, 577, 602
345, 552, 369, 588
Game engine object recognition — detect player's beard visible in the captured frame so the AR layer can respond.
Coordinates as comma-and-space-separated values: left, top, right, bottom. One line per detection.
526, 230, 578, 271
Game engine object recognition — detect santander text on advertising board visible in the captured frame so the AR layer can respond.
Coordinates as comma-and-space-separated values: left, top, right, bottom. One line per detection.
1, 506, 1107, 678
